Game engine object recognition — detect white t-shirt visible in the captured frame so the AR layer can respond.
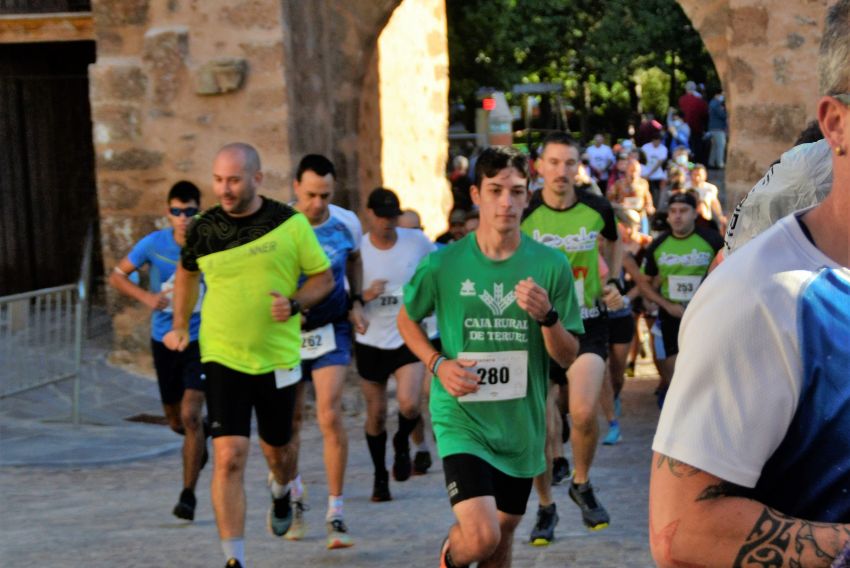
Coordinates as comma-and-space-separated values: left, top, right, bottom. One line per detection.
653, 214, 849, 498
691, 182, 719, 220
586, 144, 615, 180
641, 143, 668, 181
327, 204, 363, 252
357, 227, 436, 349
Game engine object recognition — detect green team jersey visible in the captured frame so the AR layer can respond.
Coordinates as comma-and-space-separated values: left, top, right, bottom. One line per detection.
182, 198, 330, 374
403, 233, 583, 478
642, 227, 723, 304
521, 189, 618, 320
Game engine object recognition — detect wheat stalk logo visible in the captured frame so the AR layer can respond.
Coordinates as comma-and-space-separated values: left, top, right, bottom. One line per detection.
479, 283, 516, 316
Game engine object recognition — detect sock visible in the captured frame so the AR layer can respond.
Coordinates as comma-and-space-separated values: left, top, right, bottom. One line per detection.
366, 431, 388, 475
327, 494, 344, 521
290, 474, 304, 501
394, 412, 420, 450
221, 537, 245, 565
416, 440, 429, 453
270, 476, 289, 499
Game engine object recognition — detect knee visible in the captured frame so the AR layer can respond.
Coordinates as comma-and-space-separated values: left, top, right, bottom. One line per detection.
397, 400, 419, 419
215, 446, 247, 476
167, 418, 185, 435
464, 521, 501, 560
180, 410, 202, 433
570, 408, 596, 433
317, 404, 341, 434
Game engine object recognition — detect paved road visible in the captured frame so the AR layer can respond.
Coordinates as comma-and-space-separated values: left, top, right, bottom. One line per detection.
0, 348, 661, 567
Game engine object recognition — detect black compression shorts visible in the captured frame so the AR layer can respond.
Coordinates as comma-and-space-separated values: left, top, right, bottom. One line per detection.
443, 453, 533, 516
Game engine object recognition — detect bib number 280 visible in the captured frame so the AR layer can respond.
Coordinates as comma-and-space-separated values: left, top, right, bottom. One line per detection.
477, 366, 510, 386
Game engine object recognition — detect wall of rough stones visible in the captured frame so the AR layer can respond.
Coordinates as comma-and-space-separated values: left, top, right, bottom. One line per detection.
677, 0, 830, 206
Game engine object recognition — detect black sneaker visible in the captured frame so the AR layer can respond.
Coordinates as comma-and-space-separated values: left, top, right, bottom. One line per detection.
267, 474, 293, 537
371, 471, 392, 502
413, 450, 432, 475
551, 457, 570, 486
224, 559, 242, 568
529, 503, 558, 546
172, 488, 196, 521
568, 481, 610, 531
392, 433, 412, 481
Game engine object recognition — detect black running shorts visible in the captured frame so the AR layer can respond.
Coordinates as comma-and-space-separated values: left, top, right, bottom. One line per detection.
443, 453, 533, 516
577, 316, 609, 360
548, 357, 568, 386
203, 362, 297, 446
658, 308, 682, 357
608, 313, 635, 345
151, 339, 204, 405
354, 342, 420, 384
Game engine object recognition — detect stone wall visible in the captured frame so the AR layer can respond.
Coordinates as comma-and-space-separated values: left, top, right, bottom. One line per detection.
90, 0, 294, 366
678, 0, 830, 206
358, 0, 451, 239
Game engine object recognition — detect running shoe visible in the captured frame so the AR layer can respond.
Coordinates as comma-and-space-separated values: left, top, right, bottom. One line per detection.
568, 481, 610, 531
551, 457, 570, 486
529, 503, 558, 546
439, 536, 469, 568
625, 362, 635, 378
326, 517, 354, 549
392, 433, 412, 481
284, 496, 309, 541
371, 471, 392, 502
172, 488, 196, 521
224, 559, 243, 568
267, 474, 293, 537
603, 422, 622, 445
413, 450, 432, 475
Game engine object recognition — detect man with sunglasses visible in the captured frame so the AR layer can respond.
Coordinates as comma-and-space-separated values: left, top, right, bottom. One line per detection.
109, 180, 207, 522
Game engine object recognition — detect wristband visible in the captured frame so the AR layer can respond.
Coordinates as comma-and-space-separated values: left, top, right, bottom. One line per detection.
607, 278, 625, 294
432, 356, 447, 375
351, 293, 364, 306
289, 298, 301, 316
426, 351, 441, 371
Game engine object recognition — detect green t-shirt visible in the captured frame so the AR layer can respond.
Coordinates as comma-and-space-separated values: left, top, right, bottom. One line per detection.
643, 227, 723, 303
403, 233, 583, 478
521, 189, 618, 320
182, 198, 330, 374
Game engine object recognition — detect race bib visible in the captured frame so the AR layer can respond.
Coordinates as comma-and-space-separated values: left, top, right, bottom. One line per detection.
274, 366, 302, 389
668, 275, 702, 302
300, 323, 336, 360
623, 196, 642, 210
373, 290, 402, 317
457, 350, 528, 403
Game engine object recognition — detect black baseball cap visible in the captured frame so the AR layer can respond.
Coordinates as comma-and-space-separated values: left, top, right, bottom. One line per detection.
367, 187, 402, 218
667, 192, 697, 209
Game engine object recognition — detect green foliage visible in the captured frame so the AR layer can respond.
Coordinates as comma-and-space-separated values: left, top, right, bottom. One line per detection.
634, 67, 670, 117
446, 0, 720, 138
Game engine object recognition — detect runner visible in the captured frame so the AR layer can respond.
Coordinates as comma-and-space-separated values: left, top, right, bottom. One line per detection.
397, 145, 583, 567
277, 154, 362, 548
108, 180, 207, 521
163, 143, 334, 568
521, 132, 624, 541
637, 192, 723, 406
355, 187, 435, 502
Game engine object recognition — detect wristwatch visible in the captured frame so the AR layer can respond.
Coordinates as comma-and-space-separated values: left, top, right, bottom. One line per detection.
289, 298, 301, 316
538, 307, 559, 327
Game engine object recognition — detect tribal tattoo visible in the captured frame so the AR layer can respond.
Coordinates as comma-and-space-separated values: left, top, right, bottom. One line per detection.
696, 481, 750, 502
656, 454, 701, 478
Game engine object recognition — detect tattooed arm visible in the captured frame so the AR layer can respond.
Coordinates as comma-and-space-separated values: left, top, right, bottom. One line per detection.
649, 452, 850, 568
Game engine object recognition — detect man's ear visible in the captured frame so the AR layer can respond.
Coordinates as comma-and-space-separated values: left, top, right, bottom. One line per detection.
254, 170, 264, 187
470, 184, 481, 206
818, 96, 846, 151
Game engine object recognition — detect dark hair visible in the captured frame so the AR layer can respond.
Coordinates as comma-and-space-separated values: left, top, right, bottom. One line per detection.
295, 154, 336, 182
473, 146, 529, 188
692, 163, 707, 173
168, 180, 201, 205
793, 121, 824, 146
540, 131, 579, 155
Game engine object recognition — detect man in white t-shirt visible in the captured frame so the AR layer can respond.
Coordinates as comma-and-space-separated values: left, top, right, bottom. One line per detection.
354, 187, 436, 503
688, 164, 725, 230
649, 3, 850, 565
641, 133, 669, 206
586, 134, 616, 184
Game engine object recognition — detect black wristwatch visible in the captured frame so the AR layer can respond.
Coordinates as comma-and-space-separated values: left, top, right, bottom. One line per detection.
289, 298, 301, 316
351, 293, 364, 306
538, 307, 559, 327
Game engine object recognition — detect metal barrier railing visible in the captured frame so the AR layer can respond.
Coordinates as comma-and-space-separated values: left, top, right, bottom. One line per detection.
0, 225, 93, 424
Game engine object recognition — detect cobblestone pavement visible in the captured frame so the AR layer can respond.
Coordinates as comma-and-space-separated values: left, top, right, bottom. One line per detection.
0, 357, 661, 567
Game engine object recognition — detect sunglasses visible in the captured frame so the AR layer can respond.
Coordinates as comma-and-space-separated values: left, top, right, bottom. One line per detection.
169, 207, 199, 217
832, 93, 850, 107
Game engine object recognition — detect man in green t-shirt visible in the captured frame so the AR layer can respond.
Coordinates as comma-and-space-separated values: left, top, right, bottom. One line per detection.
521, 132, 624, 538
164, 143, 334, 568
639, 191, 723, 405
398, 146, 583, 568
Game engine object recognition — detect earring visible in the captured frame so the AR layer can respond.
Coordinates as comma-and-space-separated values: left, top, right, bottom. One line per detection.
836, 146, 846, 156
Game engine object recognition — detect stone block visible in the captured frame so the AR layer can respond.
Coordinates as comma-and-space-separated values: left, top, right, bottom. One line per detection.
92, 0, 150, 27
194, 58, 248, 95
142, 26, 189, 105
91, 62, 148, 101
98, 148, 164, 171
98, 179, 143, 211
92, 104, 141, 143
787, 33, 805, 49
730, 57, 755, 95
730, 6, 768, 46
732, 104, 808, 144
239, 41, 283, 75
221, 0, 279, 30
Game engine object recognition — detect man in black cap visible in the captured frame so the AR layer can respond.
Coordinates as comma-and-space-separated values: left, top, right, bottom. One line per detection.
354, 187, 436, 502
636, 191, 723, 405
